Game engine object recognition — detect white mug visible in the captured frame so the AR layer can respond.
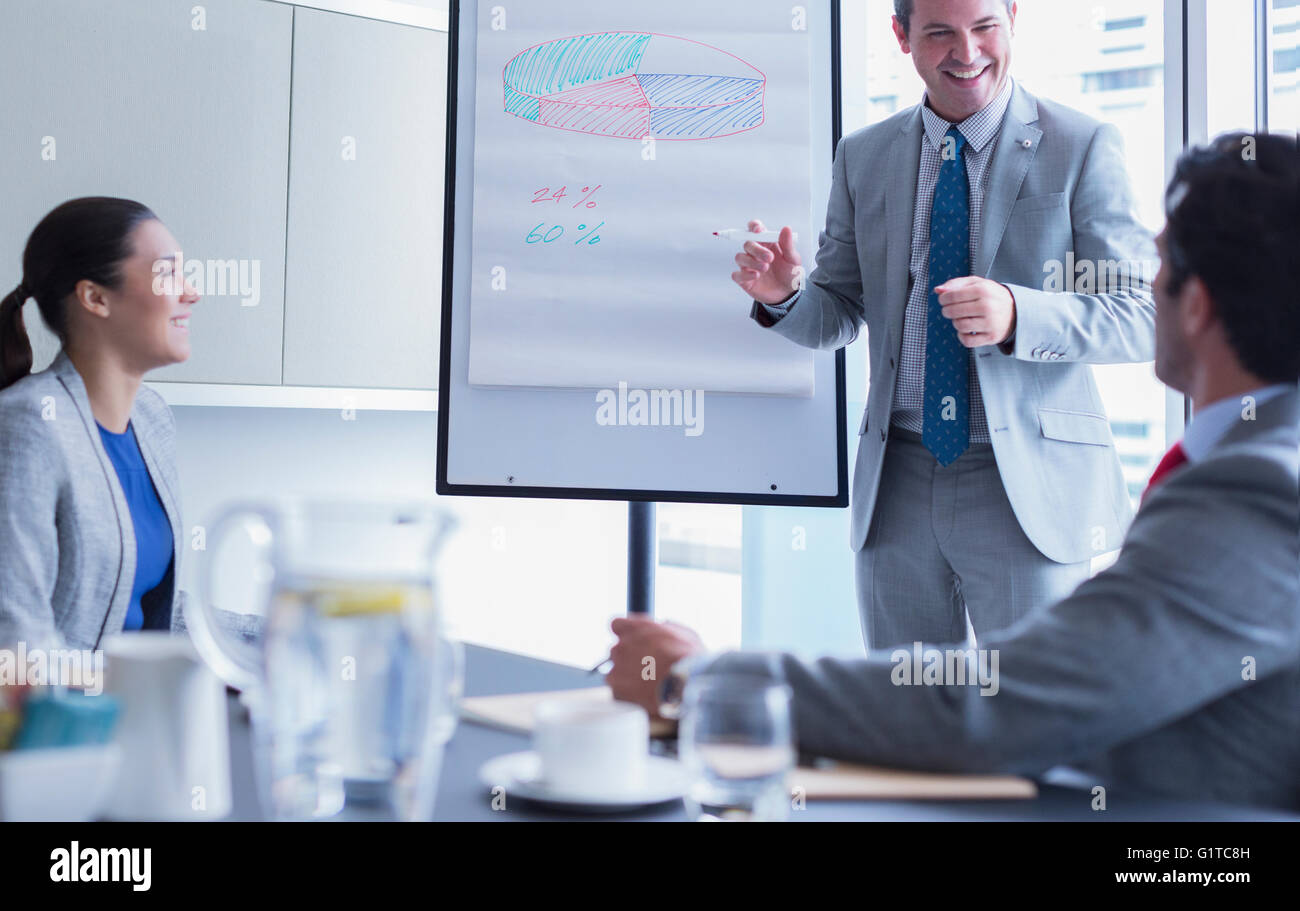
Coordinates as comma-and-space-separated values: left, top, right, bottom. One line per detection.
532, 699, 648, 798
101, 632, 232, 820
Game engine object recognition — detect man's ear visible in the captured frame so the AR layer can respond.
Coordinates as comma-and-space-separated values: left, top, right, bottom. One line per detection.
892, 15, 911, 54
1180, 275, 1217, 338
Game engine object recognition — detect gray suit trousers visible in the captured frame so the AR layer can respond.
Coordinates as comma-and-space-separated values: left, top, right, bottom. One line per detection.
856, 426, 1091, 649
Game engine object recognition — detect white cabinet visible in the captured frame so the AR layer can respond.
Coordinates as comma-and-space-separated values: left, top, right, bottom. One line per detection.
0, 0, 293, 384
1, 0, 445, 397
282, 8, 447, 389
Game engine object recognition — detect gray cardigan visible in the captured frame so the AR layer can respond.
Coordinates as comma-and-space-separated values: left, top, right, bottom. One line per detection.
0, 348, 192, 650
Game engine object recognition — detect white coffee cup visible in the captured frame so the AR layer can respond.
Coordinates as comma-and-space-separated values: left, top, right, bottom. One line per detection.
101, 632, 232, 820
532, 699, 648, 798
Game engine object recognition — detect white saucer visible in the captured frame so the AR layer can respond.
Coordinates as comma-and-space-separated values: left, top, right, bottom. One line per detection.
478, 751, 687, 812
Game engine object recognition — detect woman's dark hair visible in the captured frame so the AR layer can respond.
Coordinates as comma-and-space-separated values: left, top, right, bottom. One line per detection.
0, 196, 158, 391
1163, 132, 1300, 383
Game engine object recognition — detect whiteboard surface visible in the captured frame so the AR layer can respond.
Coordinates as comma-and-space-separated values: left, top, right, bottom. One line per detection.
439, 0, 844, 504
467, 8, 815, 395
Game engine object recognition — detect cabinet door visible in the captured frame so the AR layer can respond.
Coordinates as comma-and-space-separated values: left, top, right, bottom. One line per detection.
282, 8, 446, 390
0, 0, 291, 384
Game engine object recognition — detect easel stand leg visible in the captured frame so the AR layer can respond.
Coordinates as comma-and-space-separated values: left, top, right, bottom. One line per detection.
627, 500, 657, 617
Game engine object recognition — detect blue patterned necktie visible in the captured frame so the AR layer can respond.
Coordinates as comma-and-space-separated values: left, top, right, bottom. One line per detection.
922, 126, 971, 466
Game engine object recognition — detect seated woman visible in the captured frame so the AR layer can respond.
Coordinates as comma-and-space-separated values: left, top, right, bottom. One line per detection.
0, 197, 200, 650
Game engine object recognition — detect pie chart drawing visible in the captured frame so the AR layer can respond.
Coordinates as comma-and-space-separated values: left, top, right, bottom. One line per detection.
503, 31, 766, 141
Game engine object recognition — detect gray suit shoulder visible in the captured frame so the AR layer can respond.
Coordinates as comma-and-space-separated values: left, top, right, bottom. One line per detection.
1031, 94, 1113, 146
840, 105, 916, 157
1209, 437, 1300, 494
1145, 438, 1298, 535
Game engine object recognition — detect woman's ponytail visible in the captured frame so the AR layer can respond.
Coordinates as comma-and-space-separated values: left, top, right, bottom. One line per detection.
0, 283, 34, 392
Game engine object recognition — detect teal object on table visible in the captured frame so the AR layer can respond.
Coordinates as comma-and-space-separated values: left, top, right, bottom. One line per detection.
13, 691, 121, 750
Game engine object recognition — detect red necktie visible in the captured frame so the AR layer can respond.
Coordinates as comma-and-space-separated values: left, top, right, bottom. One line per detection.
1141, 442, 1189, 504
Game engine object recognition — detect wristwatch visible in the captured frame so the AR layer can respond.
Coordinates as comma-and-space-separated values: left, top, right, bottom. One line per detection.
656, 656, 696, 720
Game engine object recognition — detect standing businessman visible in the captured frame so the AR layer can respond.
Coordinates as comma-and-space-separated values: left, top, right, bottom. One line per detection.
733, 0, 1156, 647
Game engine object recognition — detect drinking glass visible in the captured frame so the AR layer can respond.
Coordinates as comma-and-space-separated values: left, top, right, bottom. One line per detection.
678, 674, 794, 822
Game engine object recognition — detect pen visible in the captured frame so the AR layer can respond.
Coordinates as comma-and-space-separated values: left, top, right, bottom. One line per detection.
588, 657, 613, 676
713, 229, 797, 242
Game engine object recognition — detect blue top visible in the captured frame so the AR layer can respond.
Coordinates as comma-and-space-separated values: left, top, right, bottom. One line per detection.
96, 420, 174, 631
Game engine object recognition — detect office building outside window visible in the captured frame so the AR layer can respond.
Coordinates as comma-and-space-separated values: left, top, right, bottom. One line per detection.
1274, 0, 1300, 131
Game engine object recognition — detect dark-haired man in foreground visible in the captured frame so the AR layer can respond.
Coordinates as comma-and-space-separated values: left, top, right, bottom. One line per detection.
609, 133, 1300, 810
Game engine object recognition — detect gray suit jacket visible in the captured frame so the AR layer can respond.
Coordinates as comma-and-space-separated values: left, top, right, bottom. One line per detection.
0, 348, 193, 650
752, 83, 1156, 561
704, 387, 1300, 809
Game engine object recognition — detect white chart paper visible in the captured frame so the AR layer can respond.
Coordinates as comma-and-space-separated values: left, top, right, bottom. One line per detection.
467, 0, 816, 396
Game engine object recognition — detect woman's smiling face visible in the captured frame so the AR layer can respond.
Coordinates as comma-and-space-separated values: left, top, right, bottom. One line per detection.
72, 219, 200, 372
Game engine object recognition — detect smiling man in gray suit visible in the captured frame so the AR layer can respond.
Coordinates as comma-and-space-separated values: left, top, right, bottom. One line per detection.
612, 132, 1300, 809
733, 0, 1156, 648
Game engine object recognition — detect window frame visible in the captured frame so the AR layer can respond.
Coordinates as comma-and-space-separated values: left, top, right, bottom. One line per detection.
1177, 0, 1278, 426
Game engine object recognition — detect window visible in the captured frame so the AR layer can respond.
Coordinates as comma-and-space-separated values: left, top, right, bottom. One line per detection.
1204, 0, 1262, 137
654, 503, 742, 651
1082, 65, 1161, 92
1104, 16, 1148, 32
1274, 0, 1300, 131
436, 497, 743, 667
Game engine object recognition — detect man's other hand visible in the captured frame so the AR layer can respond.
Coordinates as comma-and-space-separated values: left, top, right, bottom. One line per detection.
605, 616, 706, 718
937, 276, 1018, 347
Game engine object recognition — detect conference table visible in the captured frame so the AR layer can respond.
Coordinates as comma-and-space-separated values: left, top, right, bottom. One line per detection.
223, 645, 1298, 822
